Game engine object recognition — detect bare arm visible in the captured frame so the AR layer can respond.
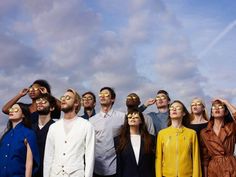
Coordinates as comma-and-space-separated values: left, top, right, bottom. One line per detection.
2, 88, 29, 114
25, 140, 33, 177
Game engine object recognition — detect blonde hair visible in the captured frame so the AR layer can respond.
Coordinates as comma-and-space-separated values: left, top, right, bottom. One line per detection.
190, 98, 209, 122
67, 88, 81, 114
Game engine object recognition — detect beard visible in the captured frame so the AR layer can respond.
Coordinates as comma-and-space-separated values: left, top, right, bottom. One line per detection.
61, 104, 74, 113
38, 106, 50, 115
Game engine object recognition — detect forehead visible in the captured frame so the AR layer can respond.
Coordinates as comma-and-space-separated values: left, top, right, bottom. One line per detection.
100, 89, 110, 94
192, 99, 202, 103
12, 104, 20, 109
157, 93, 166, 97
83, 93, 93, 98
65, 91, 74, 97
171, 102, 182, 107
31, 83, 40, 88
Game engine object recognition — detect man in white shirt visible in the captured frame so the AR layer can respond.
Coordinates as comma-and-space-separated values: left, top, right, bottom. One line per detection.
44, 88, 95, 177
89, 87, 125, 177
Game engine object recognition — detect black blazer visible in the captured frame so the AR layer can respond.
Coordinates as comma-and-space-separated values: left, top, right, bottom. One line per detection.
114, 135, 156, 177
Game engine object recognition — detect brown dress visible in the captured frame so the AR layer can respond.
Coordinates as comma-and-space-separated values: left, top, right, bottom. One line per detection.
200, 114, 236, 177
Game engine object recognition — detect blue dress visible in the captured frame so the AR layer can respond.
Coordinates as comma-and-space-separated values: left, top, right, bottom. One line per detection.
0, 122, 40, 177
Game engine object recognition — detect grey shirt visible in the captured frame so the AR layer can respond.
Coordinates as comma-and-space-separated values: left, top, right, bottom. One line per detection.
89, 109, 125, 176
147, 111, 169, 135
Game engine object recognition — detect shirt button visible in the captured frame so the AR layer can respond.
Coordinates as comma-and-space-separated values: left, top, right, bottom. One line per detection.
5, 155, 8, 158
63, 153, 66, 156
62, 165, 64, 168
7, 144, 10, 146
4, 166, 6, 169
65, 141, 67, 143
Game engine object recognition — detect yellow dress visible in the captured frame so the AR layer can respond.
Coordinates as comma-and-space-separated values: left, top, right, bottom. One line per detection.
156, 126, 202, 177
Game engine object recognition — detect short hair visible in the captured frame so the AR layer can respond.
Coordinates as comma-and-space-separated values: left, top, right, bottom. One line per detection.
82, 91, 96, 103
38, 93, 57, 109
100, 87, 116, 106
157, 89, 170, 101
67, 88, 81, 114
33, 79, 51, 94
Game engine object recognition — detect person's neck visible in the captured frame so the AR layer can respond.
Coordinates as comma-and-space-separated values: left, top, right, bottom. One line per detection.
101, 105, 112, 113
158, 107, 168, 113
213, 118, 224, 129
192, 114, 206, 123
130, 126, 140, 135
29, 101, 37, 113
38, 114, 51, 126
84, 108, 94, 117
64, 111, 77, 120
12, 119, 23, 128
171, 119, 183, 128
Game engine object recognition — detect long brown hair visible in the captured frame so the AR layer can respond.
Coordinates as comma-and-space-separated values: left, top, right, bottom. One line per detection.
116, 110, 154, 154
167, 100, 190, 127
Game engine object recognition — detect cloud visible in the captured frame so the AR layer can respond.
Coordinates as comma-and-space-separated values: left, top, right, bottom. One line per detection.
0, 0, 236, 130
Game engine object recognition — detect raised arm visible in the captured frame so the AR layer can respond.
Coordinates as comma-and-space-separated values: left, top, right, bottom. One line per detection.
2, 88, 29, 114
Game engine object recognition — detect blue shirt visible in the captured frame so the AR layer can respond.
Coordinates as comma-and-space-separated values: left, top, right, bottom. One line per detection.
89, 109, 125, 176
0, 122, 40, 177
147, 111, 169, 135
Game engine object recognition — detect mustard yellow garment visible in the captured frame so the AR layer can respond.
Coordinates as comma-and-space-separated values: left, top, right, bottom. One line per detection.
156, 126, 201, 177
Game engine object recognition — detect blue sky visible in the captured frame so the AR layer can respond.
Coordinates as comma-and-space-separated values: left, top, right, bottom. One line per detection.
0, 0, 236, 130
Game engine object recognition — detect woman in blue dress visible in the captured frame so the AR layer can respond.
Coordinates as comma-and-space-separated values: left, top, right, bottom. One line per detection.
0, 102, 40, 177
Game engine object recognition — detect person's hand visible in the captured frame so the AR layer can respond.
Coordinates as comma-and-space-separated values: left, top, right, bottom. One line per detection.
39, 87, 48, 94
19, 88, 29, 97
212, 98, 228, 104
144, 98, 156, 107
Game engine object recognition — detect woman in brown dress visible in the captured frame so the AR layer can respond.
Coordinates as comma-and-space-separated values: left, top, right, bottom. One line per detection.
200, 98, 236, 177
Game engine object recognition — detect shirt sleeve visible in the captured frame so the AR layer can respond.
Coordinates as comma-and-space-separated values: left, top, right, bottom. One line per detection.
85, 123, 95, 177
192, 132, 202, 177
144, 114, 155, 136
43, 126, 55, 177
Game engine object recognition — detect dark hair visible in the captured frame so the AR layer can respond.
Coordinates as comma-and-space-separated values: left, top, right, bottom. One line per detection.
32, 79, 51, 94
157, 90, 171, 101
116, 109, 154, 154
0, 102, 31, 143
167, 100, 190, 127
100, 87, 116, 105
210, 100, 234, 123
82, 91, 96, 103
126, 93, 141, 106
39, 93, 57, 109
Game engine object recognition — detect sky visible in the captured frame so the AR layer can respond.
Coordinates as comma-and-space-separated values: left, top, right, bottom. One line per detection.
0, 0, 236, 131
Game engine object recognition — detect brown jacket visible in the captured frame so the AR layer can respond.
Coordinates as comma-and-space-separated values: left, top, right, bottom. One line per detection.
200, 114, 236, 177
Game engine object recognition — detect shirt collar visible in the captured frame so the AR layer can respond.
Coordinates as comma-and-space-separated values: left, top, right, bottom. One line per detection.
100, 108, 114, 118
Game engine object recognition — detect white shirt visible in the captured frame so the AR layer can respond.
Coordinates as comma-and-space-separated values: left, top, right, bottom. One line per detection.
130, 134, 141, 164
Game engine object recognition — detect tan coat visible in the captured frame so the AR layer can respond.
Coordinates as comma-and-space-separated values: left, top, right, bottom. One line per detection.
200, 114, 236, 177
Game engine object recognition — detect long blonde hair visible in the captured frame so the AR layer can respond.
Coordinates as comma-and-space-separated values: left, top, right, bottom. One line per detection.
190, 98, 209, 122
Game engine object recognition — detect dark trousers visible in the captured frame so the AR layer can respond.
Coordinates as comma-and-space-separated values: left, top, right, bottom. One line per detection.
93, 173, 116, 177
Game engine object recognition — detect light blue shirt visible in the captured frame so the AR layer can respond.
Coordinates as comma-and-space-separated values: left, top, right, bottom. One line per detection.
89, 109, 125, 175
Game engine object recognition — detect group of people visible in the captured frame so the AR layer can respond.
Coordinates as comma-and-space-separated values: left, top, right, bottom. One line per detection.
0, 79, 235, 177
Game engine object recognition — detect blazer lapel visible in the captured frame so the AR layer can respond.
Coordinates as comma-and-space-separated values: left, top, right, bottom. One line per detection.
138, 137, 144, 166
127, 138, 139, 166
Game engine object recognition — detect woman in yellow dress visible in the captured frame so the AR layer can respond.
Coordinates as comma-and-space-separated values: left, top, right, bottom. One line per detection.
156, 100, 202, 177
